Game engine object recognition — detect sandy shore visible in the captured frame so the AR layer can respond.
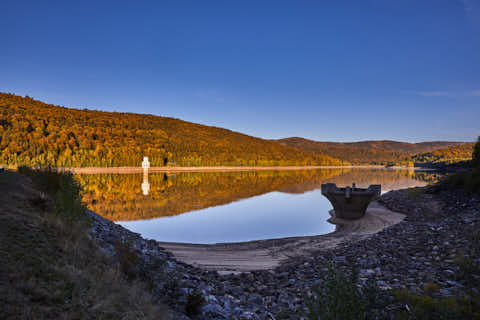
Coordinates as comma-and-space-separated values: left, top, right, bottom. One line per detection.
61, 165, 421, 174
157, 201, 405, 274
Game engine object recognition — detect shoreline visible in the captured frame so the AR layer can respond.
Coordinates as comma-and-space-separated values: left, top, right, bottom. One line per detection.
61, 165, 428, 174
156, 201, 405, 274
86, 182, 479, 318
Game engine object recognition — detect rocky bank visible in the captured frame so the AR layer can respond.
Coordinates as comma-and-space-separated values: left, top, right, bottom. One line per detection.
87, 184, 480, 319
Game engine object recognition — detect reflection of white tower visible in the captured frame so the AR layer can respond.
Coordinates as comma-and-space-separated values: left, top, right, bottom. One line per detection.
141, 171, 150, 195
141, 157, 150, 195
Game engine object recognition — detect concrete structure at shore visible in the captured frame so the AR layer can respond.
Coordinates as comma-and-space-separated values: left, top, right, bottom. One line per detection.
321, 183, 381, 219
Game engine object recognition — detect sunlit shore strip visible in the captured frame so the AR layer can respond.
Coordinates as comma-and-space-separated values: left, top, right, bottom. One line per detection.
156, 202, 406, 273
61, 165, 422, 174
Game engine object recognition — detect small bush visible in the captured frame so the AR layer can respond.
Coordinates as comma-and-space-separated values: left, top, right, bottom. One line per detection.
307, 266, 386, 320
443, 170, 480, 194
424, 282, 441, 294
455, 232, 480, 291
115, 240, 139, 280
438, 136, 480, 194
408, 187, 423, 200
18, 166, 86, 222
394, 289, 480, 320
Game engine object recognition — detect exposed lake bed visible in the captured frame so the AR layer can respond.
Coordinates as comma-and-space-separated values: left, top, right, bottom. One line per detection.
85, 179, 480, 319
74, 168, 480, 318
82, 168, 411, 274
156, 201, 406, 274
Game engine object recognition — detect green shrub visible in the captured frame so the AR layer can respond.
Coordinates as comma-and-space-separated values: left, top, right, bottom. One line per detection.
18, 167, 86, 223
395, 231, 480, 320
443, 170, 480, 194
115, 240, 139, 280
394, 289, 480, 320
439, 136, 480, 194
455, 231, 480, 290
408, 187, 423, 200
307, 266, 386, 320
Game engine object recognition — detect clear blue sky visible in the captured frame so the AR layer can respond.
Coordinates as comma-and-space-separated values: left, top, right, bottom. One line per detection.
1, 0, 479, 142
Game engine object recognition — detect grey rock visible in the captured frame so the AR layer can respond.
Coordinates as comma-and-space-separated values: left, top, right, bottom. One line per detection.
202, 303, 227, 319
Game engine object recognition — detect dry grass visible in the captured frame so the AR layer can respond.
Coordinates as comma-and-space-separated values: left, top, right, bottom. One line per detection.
0, 169, 169, 319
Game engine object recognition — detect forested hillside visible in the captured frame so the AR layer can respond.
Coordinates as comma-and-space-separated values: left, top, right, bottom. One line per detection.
342, 140, 464, 154
277, 137, 473, 165
0, 93, 343, 167
412, 143, 475, 164
276, 137, 409, 165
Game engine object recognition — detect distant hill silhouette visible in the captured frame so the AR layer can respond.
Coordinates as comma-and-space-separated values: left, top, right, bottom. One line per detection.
0, 93, 342, 167
276, 137, 473, 165
341, 140, 465, 154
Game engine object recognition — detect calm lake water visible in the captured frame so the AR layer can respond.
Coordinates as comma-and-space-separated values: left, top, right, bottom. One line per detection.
77, 168, 440, 244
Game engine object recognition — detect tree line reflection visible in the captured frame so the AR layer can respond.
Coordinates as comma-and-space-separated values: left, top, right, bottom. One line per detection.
76, 169, 441, 221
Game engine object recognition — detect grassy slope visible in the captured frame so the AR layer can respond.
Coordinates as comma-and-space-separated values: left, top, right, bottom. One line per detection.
0, 170, 167, 319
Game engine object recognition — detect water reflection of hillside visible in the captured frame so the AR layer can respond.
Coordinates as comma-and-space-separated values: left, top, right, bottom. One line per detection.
278, 169, 441, 194
77, 169, 440, 221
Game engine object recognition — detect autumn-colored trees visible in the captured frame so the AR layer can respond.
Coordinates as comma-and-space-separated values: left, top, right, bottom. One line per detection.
277, 137, 475, 166
1, 92, 473, 168
412, 143, 475, 165
473, 136, 480, 169
0, 93, 343, 167
277, 137, 410, 165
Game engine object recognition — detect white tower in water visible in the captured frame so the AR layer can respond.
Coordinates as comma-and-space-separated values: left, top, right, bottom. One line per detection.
142, 156, 150, 170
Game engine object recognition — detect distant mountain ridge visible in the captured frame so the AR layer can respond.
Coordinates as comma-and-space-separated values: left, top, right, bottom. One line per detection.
412, 143, 475, 165
338, 140, 465, 154
276, 137, 473, 165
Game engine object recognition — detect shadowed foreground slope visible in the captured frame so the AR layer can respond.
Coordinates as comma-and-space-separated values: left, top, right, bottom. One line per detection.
0, 170, 167, 319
